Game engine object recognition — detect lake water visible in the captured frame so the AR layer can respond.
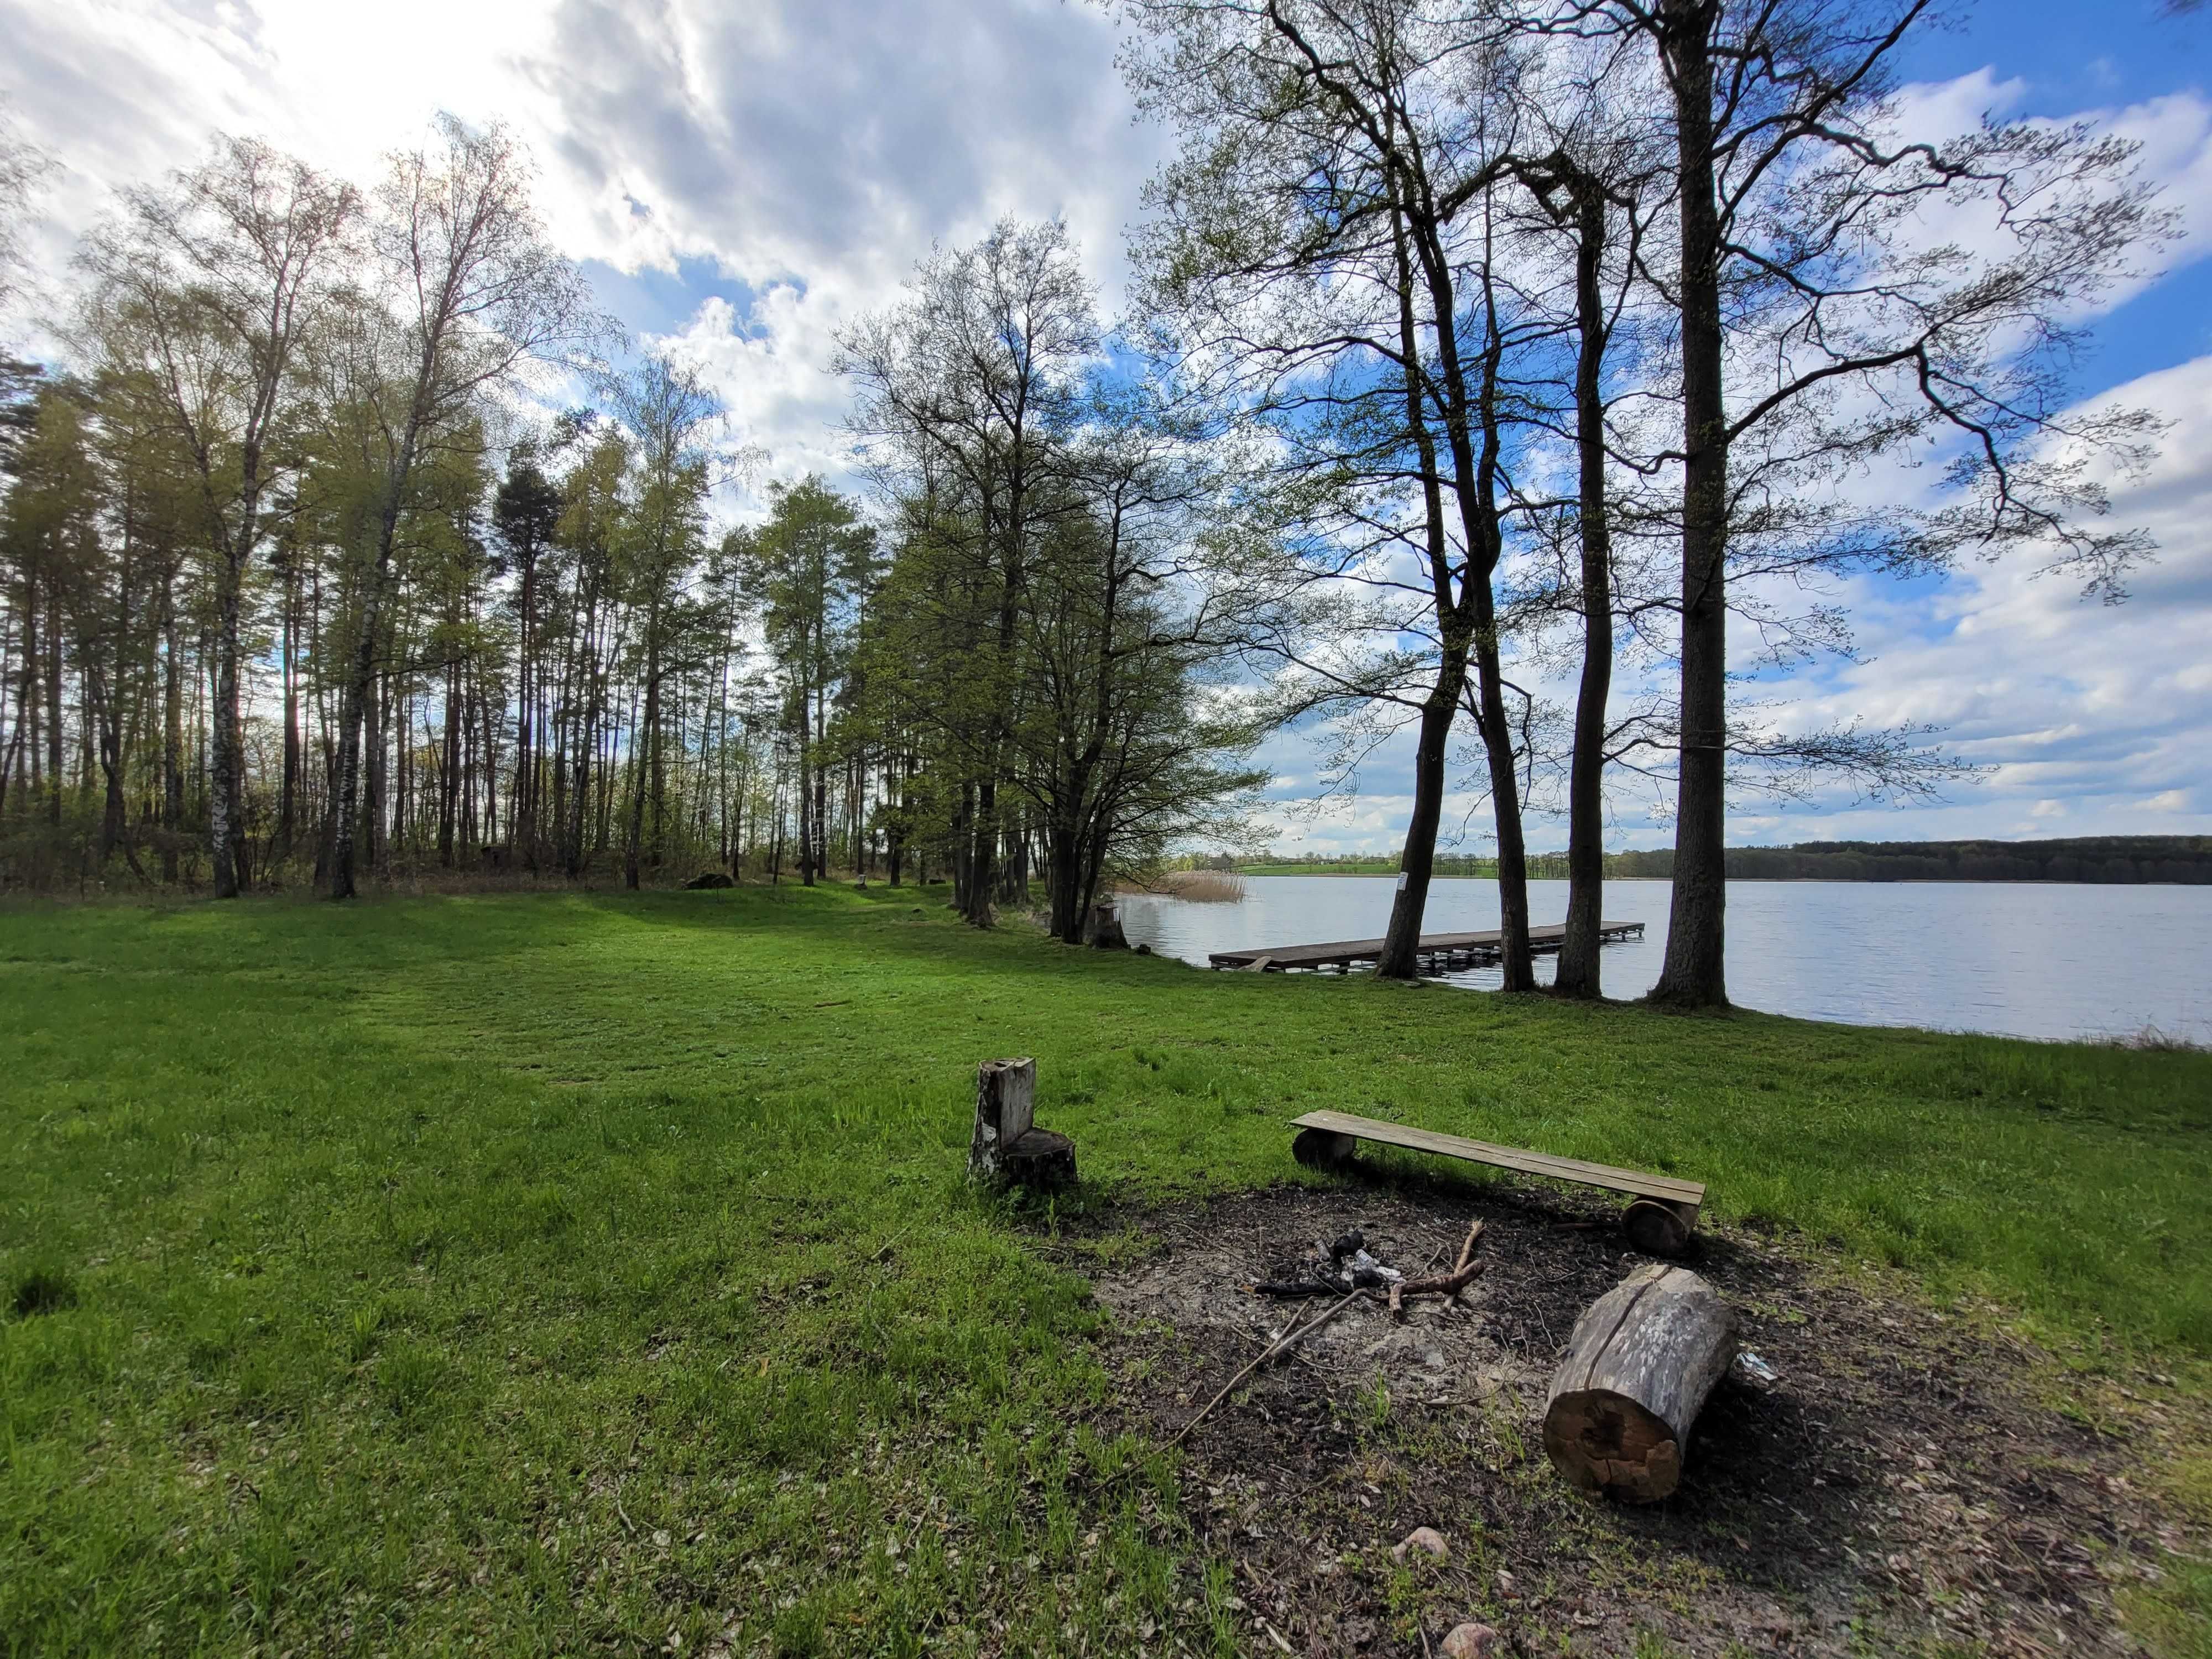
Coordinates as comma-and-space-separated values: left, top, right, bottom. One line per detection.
1114, 876, 2212, 1044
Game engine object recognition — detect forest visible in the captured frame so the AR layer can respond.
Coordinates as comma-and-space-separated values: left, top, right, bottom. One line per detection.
0, 0, 2175, 1007
1606, 835, 2212, 884
1237, 836, 2212, 883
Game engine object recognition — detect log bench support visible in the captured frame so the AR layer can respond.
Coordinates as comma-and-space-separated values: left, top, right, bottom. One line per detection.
1287, 1109, 1705, 1254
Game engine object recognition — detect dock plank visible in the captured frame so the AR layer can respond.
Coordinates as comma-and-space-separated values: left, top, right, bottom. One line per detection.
1289, 1108, 1705, 1209
1212, 920, 1642, 972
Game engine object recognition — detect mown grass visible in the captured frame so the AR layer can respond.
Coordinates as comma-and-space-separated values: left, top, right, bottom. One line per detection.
3, 882, 2209, 1655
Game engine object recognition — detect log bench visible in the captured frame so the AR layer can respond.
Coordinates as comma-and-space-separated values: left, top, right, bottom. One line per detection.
1288, 1108, 1705, 1254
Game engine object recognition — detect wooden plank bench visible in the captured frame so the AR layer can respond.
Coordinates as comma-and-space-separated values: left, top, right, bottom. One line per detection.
1288, 1108, 1707, 1254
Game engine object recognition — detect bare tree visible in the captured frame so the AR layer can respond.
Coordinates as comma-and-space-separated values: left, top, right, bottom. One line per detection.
1573, 0, 2165, 1007
1122, 0, 1565, 984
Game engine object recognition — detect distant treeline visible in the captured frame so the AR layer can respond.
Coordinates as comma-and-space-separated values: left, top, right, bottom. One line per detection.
1219, 837, 2212, 884
1608, 837, 2212, 884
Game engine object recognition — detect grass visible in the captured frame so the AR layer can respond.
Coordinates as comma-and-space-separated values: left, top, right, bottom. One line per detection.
3, 881, 2209, 1655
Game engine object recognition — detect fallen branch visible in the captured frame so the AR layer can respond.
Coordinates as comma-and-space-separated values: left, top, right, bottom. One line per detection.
1170, 1289, 1363, 1447
1396, 1219, 1486, 1296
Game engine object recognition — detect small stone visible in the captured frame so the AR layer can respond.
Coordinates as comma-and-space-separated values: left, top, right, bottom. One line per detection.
1392, 1526, 1448, 1563
1441, 1624, 1500, 1658
1494, 1568, 1517, 1598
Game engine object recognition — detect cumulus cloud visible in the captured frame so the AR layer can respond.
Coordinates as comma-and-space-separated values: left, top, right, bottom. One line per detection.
1, 1, 2205, 848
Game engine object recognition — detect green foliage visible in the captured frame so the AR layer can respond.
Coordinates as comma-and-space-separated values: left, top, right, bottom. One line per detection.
1, 885, 2208, 1651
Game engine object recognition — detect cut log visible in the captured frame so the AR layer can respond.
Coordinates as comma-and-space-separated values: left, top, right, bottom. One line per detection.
1542, 1263, 1735, 1503
968, 1058, 1036, 1183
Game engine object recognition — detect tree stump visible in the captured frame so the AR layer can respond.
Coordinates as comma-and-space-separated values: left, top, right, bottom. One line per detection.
1091, 903, 1128, 949
1542, 1263, 1735, 1503
969, 1058, 1036, 1183
968, 1058, 1078, 1192
1001, 1127, 1077, 1190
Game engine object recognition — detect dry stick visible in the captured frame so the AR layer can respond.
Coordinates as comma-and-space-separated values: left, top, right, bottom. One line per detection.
1169, 1289, 1364, 1447
1396, 1219, 1488, 1298
1454, 1216, 1484, 1274
1393, 1234, 1455, 1319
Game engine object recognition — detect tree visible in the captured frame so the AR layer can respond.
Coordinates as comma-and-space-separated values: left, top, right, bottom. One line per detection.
325, 117, 595, 900
80, 136, 357, 896
1120, 0, 1550, 984
1585, 0, 2163, 1007
492, 446, 564, 865
838, 219, 1100, 925
745, 478, 878, 887
0, 98, 53, 478
606, 353, 721, 890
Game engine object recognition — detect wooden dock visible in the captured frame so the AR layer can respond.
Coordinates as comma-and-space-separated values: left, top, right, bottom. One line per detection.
1209, 920, 1644, 974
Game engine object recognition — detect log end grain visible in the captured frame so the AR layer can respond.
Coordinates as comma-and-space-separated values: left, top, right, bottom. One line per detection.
1542, 1263, 1735, 1504
1542, 1389, 1684, 1503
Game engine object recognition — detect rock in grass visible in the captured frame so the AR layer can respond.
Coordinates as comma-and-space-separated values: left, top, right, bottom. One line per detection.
1392, 1526, 1448, 1563
1441, 1623, 1499, 1657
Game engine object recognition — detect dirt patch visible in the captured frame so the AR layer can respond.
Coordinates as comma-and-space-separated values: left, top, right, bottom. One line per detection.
1066, 1178, 2201, 1657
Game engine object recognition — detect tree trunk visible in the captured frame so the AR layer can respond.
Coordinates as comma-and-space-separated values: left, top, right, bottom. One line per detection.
46, 583, 64, 830
514, 555, 535, 867
1555, 179, 1616, 998
440, 650, 461, 867
1375, 188, 1464, 981
330, 556, 386, 900
1467, 589, 1535, 993
207, 540, 246, 896
278, 556, 301, 868
627, 617, 659, 891
160, 570, 182, 883
1543, 1263, 1735, 1503
1650, 0, 1731, 1010
1378, 677, 1464, 978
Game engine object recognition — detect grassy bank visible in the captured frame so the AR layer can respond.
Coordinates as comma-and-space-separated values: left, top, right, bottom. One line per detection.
4, 884, 2208, 1654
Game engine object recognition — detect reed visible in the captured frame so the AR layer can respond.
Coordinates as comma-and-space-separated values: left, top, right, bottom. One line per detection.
1156, 869, 1248, 902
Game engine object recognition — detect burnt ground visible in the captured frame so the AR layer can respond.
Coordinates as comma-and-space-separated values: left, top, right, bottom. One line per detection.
1055, 1177, 2208, 1658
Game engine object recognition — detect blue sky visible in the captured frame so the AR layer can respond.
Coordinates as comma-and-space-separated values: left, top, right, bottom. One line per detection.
3, 0, 2208, 854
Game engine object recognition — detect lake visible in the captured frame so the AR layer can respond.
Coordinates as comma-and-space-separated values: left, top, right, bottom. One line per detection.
1114, 876, 2212, 1044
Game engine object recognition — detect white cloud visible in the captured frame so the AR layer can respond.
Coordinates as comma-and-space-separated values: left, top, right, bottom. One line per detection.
2, 11, 2205, 850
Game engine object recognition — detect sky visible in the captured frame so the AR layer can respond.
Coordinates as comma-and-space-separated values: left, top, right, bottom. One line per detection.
2, 0, 2208, 856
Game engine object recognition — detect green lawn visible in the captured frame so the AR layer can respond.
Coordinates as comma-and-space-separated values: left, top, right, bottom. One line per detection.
4, 883, 2209, 1655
